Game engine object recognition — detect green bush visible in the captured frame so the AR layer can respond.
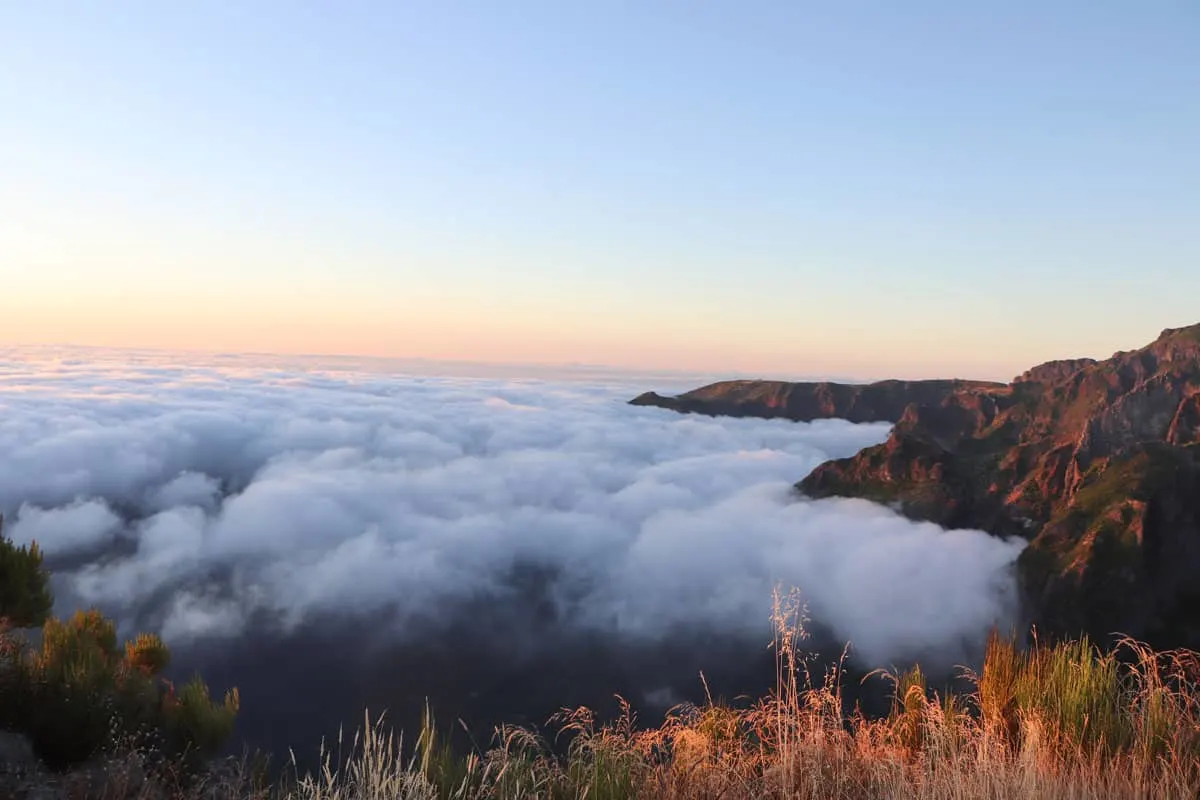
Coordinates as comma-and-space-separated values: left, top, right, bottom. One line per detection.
15, 608, 242, 770
163, 675, 241, 769
0, 515, 53, 628
126, 631, 172, 675
22, 612, 124, 766
0, 521, 240, 771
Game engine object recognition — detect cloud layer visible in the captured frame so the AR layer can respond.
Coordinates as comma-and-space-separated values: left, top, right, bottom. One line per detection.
0, 349, 1026, 754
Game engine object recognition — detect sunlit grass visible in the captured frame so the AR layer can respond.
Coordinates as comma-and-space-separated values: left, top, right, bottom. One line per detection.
44, 590, 1200, 799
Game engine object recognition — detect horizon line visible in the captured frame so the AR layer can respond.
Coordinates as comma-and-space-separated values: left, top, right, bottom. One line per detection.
0, 339, 893, 385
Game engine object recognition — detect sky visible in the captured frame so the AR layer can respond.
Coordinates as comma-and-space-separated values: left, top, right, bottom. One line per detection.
2, 1, 1198, 380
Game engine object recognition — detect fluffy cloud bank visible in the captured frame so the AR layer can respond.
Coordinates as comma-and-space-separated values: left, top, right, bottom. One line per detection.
0, 348, 1026, 755
0, 349, 1025, 669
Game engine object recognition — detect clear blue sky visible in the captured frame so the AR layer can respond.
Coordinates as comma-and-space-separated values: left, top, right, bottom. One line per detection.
2, 1, 1197, 380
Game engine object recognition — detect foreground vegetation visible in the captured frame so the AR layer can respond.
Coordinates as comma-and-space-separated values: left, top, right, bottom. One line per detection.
254, 598, 1200, 800
0, 519, 240, 775
4, 525, 1200, 798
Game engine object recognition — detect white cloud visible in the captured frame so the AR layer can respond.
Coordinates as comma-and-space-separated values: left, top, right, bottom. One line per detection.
7, 499, 122, 557
146, 472, 222, 514
0, 349, 1024, 671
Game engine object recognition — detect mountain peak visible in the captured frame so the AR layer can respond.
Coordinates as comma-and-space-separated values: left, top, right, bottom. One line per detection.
628, 321, 1200, 653
796, 322, 1200, 650
1157, 323, 1200, 342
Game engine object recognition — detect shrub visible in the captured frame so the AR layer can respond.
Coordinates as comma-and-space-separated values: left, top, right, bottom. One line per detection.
126, 631, 172, 675
0, 520, 239, 772
0, 515, 53, 628
163, 676, 241, 768
10, 609, 241, 770
22, 615, 122, 766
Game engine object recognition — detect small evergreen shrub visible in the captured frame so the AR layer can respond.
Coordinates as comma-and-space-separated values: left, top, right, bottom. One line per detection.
0, 515, 53, 628
163, 675, 241, 769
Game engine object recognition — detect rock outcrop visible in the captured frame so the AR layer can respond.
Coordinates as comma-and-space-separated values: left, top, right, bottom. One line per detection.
1013, 358, 1098, 385
633, 324, 1200, 651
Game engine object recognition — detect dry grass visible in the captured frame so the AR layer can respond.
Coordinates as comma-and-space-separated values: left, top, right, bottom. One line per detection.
65, 590, 1200, 799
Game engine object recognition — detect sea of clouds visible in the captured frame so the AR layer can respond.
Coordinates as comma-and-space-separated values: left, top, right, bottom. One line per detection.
0, 346, 1026, 754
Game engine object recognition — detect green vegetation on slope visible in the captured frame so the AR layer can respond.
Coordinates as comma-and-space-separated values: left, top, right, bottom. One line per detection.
0, 520, 239, 772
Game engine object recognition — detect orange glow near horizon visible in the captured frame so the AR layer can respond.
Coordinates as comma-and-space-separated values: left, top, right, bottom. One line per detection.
1, 294, 1043, 382
0, 262, 1167, 383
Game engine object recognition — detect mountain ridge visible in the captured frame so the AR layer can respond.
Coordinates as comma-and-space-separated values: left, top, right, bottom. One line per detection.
630, 378, 1006, 424
630, 324, 1200, 650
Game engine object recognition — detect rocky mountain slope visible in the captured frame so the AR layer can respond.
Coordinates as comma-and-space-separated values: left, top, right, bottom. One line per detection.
631, 324, 1200, 651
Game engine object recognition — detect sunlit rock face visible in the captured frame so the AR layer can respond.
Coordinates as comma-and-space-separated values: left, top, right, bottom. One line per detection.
778, 324, 1200, 652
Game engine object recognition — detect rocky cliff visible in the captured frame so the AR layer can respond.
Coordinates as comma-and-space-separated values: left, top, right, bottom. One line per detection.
632, 324, 1200, 651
